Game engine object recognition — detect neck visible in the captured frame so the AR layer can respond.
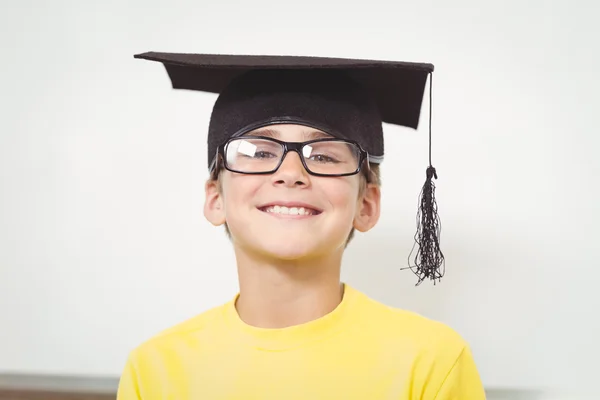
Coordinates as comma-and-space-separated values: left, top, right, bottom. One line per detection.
233, 247, 344, 329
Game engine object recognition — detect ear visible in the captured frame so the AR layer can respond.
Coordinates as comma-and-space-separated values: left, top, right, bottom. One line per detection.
204, 179, 226, 226
353, 183, 381, 232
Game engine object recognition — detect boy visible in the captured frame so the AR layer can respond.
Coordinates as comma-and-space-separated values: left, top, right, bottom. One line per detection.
117, 52, 486, 399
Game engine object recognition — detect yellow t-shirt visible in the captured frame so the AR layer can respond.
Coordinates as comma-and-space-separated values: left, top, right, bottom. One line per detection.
117, 285, 486, 399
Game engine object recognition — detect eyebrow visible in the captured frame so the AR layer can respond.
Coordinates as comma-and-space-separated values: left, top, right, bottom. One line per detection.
251, 128, 330, 140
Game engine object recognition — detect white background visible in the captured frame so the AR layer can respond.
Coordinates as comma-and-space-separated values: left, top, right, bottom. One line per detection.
1, 0, 598, 395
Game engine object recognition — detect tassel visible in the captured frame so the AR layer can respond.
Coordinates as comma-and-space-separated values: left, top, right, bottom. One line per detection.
407, 166, 445, 285
403, 72, 445, 285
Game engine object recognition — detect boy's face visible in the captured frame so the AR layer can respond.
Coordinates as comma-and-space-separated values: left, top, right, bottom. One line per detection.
204, 124, 381, 260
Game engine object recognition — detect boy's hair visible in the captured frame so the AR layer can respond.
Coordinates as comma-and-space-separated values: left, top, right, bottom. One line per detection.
212, 162, 381, 246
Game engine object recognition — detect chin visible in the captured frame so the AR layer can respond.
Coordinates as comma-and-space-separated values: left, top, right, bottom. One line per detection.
237, 232, 342, 261
228, 217, 349, 260
256, 239, 325, 261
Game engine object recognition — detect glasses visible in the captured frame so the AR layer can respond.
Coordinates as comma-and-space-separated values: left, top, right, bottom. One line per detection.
213, 136, 368, 177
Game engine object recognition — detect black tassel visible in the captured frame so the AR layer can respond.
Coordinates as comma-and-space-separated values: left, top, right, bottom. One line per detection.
402, 72, 445, 285
407, 166, 445, 285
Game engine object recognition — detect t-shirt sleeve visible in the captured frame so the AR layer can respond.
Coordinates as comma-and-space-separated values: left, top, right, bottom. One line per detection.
434, 346, 486, 399
116, 354, 142, 400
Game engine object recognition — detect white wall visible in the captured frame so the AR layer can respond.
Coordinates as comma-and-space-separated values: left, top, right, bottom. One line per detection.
1, 0, 598, 396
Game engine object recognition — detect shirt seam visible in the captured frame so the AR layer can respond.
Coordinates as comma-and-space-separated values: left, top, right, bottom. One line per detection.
432, 345, 467, 400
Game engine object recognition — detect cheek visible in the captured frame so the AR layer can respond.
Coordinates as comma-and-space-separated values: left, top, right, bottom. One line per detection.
320, 179, 361, 213
222, 175, 262, 212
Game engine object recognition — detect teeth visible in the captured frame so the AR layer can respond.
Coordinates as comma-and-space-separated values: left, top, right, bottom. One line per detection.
263, 205, 316, 215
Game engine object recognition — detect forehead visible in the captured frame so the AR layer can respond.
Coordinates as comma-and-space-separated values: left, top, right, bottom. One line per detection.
247, 125, 333, 141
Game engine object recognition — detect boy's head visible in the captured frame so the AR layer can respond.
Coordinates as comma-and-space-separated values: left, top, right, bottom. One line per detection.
197, 67, 392, 259
204, 123, 382, 259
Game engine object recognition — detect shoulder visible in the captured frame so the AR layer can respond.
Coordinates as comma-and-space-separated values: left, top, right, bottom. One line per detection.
117, 302, 232, 398
349, 286, 468, 358
128, 301, 228, 360
348, 287, 482, 393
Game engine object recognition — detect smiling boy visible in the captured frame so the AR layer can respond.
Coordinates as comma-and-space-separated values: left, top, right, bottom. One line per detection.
117, 53, 486, 399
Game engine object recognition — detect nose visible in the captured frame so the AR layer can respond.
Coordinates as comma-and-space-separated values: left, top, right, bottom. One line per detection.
271, 151, 310, 188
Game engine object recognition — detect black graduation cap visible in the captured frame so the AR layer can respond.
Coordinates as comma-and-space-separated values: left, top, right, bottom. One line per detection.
134, 51, 444, 285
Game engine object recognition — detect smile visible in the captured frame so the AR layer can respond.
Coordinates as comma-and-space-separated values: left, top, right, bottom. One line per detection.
257, 203, 322, 217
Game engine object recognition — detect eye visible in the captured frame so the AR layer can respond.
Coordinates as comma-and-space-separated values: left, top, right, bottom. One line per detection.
310, 154, 339, 163
253, 151, 278, 159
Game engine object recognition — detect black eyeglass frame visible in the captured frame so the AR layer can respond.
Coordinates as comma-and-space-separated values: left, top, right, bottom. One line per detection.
210, 135, 370, 177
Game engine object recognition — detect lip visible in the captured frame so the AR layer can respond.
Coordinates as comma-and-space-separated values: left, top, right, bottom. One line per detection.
257, 201, 323, 215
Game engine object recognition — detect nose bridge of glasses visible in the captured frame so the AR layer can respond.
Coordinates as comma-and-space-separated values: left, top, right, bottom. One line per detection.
284, 141, 309, 158
279, 144, 308, 171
